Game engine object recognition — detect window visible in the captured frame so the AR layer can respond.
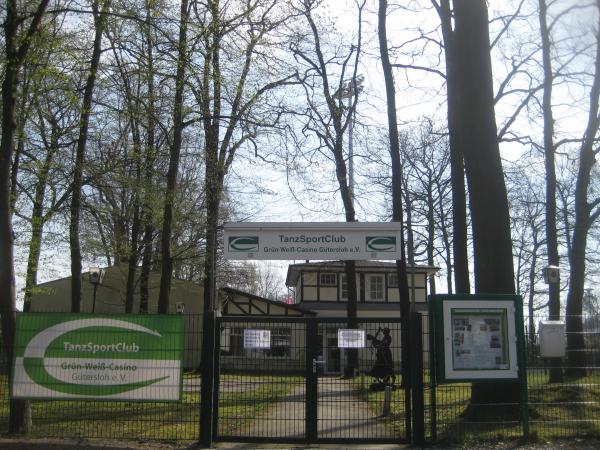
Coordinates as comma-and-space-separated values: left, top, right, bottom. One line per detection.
320, 273, 337, 286
368, 275, 385, 301
388, 273, 398, 288
340, 274, 348, 299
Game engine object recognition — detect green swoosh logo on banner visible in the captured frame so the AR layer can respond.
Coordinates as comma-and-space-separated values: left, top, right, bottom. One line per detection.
366, 236, 396, 252
229, 236, 259, 252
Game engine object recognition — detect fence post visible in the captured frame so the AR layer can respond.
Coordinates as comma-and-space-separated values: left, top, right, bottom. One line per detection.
200, 310, 216, 447
410, 311, 425, 448
515, 299, 529, 439
428, 306, 437, 443
212, 316, 222, 440
403, 316, 412, 440
306, 319, 318, 443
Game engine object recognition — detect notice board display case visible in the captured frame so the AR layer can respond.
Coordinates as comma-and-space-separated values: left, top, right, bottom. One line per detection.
429, 294, 526, 384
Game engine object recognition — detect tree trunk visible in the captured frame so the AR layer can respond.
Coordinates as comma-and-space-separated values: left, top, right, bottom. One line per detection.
201, 0, 223, 316
454, 0, 519, 418
139, 225, 153, 314
426, 189, 436, 296
300, 0, 363, 376
436, 180, 453, 293
437, 0, 470, 294
158, 0, 189, 314
125, 152, 142, 314
202, 146, 223, 315
564, 1, 600, 378
454, 0, 514, 294
9, 81, 31, 212
70, 0, 111, 312
538, 0, 563, 383
332, 133, 360, 377
0, 43, 30, 435
527, 231, 541, 347
538, 0, 560, 321
566, 206, 590, 377
120, 75, 143, 313
378, 0, 412, 389
139, 1, 157, 314
1, 0, 50, 433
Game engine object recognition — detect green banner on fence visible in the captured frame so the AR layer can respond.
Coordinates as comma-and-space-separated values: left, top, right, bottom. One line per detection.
12, 313, 183, 402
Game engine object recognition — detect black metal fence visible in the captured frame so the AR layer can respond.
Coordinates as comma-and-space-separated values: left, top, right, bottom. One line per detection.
215, 317, 408, 444
0, 312, 599, 444
215, 318, 308, 442
424, 314, 600, 444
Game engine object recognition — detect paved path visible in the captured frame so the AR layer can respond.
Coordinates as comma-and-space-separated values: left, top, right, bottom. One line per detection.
233, 377, 400, 440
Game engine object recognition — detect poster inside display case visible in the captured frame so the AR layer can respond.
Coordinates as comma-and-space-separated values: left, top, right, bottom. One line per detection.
430, 295, 524, 383
450, 309, 508, 370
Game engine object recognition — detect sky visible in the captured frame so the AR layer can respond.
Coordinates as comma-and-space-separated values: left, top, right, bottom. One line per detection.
13, 0, 600, 308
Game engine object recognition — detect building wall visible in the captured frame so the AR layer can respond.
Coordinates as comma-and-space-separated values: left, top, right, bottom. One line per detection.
29, 266, 204, 315
295, 269, 429, 306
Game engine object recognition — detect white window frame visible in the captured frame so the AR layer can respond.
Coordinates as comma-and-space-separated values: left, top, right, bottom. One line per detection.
367, 274, 385, 301
320, 273, 337, 287
388, 273, 398, 288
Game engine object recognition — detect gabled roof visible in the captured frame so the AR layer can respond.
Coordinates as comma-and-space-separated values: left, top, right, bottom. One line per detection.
285, 261, 439, 286
220, 286, 316, 316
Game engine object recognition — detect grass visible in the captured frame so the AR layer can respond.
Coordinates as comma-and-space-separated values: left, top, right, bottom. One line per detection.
217, 373, 303, 436
355, 368, 600, 445
2, 368, 600, 444
0, 373, 301, 441
438, 370, 600, 443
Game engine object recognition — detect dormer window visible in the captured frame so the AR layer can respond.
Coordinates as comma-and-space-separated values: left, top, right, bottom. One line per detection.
320, 273, 337, 286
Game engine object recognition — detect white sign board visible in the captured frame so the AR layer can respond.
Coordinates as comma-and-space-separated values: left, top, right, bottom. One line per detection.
224, 222, 402, 260
337, 329, 366, 348
539, 320, 566, 358
243, 329, 271, 349
12, 314, 183, 401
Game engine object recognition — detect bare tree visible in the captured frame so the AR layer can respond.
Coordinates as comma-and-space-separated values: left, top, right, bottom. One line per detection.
191, 0, 300, 317
565, 0, 600, 377
291, 0, 366, 376
444, 0, 519, 418
537, 0, 564, 382
433, 0, 471, 294
507, 164, 548, 346
378, 0, 415, 389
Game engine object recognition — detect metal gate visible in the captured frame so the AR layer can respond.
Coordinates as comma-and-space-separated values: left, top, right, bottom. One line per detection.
214, 316, 414, 444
